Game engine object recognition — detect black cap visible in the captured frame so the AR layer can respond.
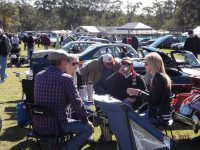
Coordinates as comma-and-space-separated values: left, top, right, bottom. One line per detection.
188, 30, 193, 35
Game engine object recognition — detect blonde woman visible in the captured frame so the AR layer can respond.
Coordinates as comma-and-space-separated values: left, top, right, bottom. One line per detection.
126, 52, 172, 125
66, 54, 83, 90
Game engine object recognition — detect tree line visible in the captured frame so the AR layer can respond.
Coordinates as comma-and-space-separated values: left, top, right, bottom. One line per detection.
0, 0, 199, 33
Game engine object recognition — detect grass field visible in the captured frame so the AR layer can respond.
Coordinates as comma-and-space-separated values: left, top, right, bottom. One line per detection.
0, 44, 200, 150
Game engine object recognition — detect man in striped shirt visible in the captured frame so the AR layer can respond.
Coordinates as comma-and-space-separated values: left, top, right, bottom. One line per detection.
34, 50, 94, 150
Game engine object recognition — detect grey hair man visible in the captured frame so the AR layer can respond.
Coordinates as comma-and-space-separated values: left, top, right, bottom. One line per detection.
34, 50, 94, 150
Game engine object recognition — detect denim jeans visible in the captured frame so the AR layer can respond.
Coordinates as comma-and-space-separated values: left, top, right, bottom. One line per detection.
64, 119, 92, 150
27, 48, 34, 60
0, 55, 7, 81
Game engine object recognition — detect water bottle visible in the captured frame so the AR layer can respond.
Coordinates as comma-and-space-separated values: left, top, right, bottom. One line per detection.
87, 81, 94, 102
79, 85, 88, 101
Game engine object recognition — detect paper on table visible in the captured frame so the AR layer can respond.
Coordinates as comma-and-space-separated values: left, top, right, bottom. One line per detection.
93, 94, 121, 103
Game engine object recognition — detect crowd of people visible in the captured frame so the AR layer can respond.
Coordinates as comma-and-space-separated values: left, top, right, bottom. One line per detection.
1, 27, 200, 149
30, 47, 173, 149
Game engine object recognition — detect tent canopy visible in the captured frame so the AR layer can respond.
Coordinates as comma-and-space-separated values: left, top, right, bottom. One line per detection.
116, 22, 155, 35
73, 26, 100, 34
117, 22, 152, 30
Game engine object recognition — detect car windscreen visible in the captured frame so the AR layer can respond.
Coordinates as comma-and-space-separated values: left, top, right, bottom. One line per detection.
173, 52, 200, 68
78, 44, 100, 57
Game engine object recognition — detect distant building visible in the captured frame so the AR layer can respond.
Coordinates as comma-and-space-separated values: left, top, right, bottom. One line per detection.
72, 22, 157, 39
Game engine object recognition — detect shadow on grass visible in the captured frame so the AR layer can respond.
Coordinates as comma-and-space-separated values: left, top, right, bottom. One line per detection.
172, 121, 192, 131
84, 141, 117, 150
174, 136, 200, 150
0, 99, 22, 104
10, 138, 46, 150
4, 105, 17, 121
9, 137, 117, 150
0, 125, 28, 142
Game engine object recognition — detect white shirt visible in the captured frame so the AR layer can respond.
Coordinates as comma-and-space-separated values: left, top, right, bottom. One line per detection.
11, 36, 19, 45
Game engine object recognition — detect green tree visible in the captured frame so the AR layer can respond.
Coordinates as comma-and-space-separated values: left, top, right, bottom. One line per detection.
0, 1, 18, 32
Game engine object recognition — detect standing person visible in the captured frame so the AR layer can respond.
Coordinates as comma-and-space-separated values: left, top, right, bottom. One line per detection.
66, 54, 82, 90
184, 30, 200, 58
126, 52, 172, 125
33, 50, 94, 150
11, 34, 19, 46
60, 34, 64, 46
0, 28, 11, 83
35, 34, 41, 48
122, 35, 127, 44
26, 32, 34, 60
80, 54, 121, 95
21, 34, 28, 51
131, 35, 139, 51
106, 57, 147, 110
42, 34, 50, 50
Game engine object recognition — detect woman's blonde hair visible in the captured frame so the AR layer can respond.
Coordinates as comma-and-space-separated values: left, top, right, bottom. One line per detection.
145, 52, 171, 89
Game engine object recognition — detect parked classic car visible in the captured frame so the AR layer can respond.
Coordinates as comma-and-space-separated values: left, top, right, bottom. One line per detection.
62, 41, 99, 53
171, 42, 184, 50
133, 47, 200, 93
78, 43, 139, 62
142, 34, 179, 49
88, 38, 111, 44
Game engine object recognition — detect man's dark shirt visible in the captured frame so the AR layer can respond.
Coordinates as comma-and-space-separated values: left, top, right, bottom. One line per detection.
106, 72, 147, 110
184, 35, 200, 54
33, 66, 89, 135
27, 36, 34, 49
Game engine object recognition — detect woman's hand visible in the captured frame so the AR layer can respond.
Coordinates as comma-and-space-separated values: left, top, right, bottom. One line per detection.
126, 88, 140, 96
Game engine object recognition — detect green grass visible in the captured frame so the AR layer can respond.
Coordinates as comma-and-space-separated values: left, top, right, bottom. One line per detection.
0, 45, 200, 149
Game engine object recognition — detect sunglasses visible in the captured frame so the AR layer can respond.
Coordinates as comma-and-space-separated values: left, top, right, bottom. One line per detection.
121, 62, 131, 66
72, 62, 79, 66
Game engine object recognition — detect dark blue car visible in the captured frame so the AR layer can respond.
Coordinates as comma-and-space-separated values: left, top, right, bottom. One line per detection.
78, 43, 139, 62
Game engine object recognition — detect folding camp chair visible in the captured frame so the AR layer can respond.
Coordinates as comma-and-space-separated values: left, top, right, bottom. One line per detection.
22, 79, 34, 104
94, 95, 175, 150
25, 103, 69, 150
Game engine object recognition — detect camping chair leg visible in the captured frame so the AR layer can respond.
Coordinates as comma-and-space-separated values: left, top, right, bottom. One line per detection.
26, 124, 32, 148
169, 127, 173, 138
36, 137, 42, 150
164, 129, 168, 136
116, 141, 120, 150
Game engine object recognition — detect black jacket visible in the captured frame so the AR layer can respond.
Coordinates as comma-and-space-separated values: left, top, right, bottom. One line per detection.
139, 73, 171, 117
0, 36, 8, 56
76, 71, 83, 90
106, 72, 147, 110
184, 35, 200, 54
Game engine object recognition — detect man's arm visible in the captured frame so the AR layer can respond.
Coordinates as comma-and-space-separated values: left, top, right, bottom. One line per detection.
65, 76, 94, 132
65, 76, 89, 123
80, 60, 96, 84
